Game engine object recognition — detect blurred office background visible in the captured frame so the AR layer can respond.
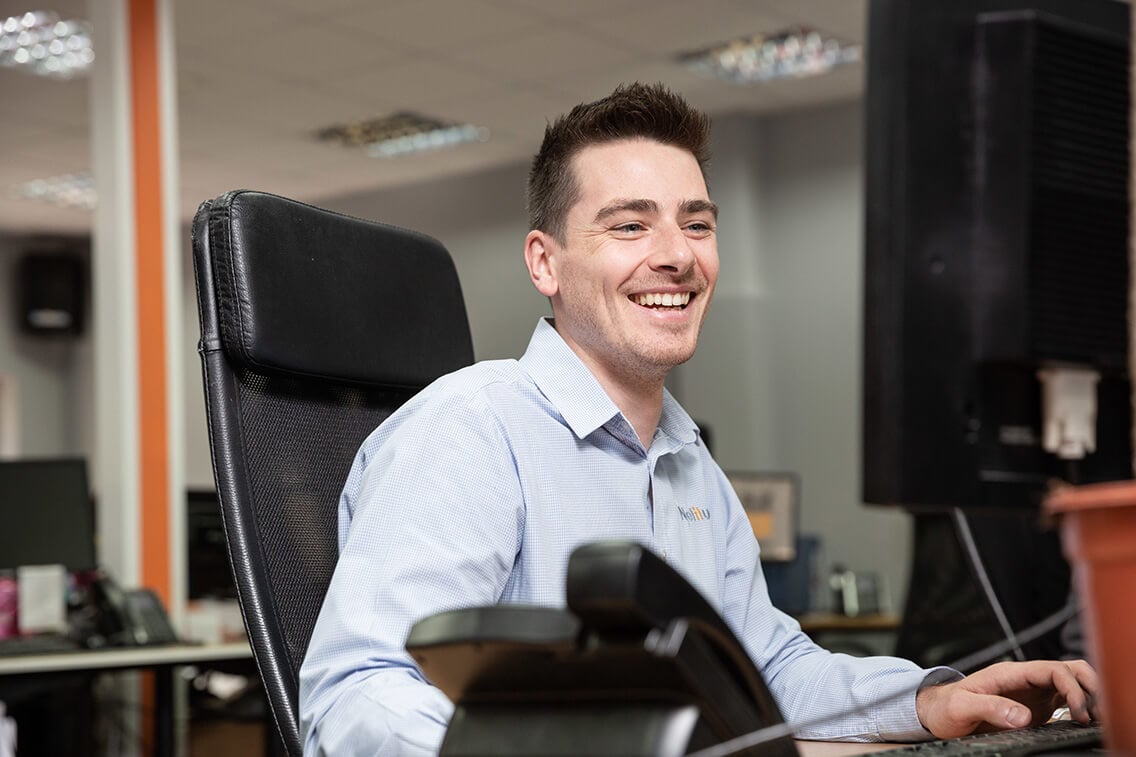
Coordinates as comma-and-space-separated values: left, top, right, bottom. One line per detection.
0, 0, 906, 675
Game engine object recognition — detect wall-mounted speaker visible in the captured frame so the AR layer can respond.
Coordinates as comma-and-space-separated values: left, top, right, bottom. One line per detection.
17, 253, 86, 336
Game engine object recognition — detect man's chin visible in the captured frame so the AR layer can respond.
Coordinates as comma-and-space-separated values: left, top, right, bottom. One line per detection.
639, 342, 699, 372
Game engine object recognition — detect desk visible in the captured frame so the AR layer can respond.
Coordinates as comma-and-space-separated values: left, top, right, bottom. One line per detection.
797, 613, 901, 658
0, 641, 253, 755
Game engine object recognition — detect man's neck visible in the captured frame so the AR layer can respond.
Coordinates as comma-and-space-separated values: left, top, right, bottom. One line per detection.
547, 320, 670, 449
600, 376, 664, 450
571, 350, 666, 449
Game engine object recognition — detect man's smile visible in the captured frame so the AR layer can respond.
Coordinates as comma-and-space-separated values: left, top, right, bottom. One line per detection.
630, 291, 693, 309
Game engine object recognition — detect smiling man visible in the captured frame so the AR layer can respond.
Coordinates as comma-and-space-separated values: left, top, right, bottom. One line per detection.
299, 83, 1098, 756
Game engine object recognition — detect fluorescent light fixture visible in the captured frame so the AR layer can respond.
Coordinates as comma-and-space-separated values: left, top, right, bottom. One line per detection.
0, 10, 93, 79
317, 112, 490, 159
13, 173, 96, 210
679, 27, 860, 85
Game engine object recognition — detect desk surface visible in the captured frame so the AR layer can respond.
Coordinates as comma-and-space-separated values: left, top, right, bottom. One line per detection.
0, 640, 252, 676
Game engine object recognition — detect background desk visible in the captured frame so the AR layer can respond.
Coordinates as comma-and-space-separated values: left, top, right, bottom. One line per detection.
798, 613, 901, 658
0, 641, 253, 755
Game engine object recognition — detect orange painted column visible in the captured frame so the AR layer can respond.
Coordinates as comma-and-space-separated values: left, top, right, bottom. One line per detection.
127, 3, 171, 751
128, 0, 171, 609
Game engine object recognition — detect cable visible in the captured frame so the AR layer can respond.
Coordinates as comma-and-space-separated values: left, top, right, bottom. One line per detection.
951, 507, 1026, 662
686, 601, 1078, 757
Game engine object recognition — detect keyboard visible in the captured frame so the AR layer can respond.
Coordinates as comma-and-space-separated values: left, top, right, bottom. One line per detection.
0, 634, 83, 657
881, 720, 1103, 756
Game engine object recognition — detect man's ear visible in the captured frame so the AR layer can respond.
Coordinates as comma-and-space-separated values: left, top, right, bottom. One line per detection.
524, 230, 559, 297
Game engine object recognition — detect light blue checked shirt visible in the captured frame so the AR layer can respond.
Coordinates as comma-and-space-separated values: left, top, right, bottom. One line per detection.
300, 318, 947, 756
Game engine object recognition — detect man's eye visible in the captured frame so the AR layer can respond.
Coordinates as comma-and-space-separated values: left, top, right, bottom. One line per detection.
615, 223, 645, 233
686, 222, 713, 233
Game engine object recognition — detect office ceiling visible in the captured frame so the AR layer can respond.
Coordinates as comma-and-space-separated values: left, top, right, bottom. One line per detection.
0, 0, 866, 236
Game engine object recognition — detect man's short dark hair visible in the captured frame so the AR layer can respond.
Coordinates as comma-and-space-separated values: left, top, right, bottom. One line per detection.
526, 82, 711, 243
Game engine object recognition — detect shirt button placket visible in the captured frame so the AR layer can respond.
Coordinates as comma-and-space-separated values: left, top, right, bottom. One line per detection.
652, 457, 671, 563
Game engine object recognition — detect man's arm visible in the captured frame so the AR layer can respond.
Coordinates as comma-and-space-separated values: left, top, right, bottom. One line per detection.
915, 659, 1099, 737
300, 389, 523, 756
713, 470, 941, 741
713, 469, 1101, 742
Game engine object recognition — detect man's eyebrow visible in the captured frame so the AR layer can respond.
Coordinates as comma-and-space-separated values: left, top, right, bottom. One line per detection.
593, 199, 658, 223
593, 198, 719, 223
682, 199, 719, 219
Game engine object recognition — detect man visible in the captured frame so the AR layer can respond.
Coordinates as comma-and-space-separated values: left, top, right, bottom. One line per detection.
300, 83, 1098, 756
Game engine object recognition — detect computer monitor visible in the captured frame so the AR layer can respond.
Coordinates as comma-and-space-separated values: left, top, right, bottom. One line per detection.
862, 0, 1132, 511
0, 458, 97, 572
186, 489, 237, 599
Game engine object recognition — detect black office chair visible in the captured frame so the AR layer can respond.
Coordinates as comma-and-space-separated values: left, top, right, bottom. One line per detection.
191, 190, 474, 755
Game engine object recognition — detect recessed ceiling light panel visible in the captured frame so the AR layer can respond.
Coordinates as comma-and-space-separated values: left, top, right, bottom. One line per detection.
679, 27, 860, 85
12, 172, 97, 210
0, 10, 94, 79
317, 111, 489, 159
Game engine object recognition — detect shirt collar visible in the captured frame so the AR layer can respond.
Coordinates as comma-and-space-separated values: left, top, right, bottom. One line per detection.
658, 389, 700, 447
519, 318, 700, 448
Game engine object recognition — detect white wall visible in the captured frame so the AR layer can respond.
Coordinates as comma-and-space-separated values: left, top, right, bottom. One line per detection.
758, 102, 911, 607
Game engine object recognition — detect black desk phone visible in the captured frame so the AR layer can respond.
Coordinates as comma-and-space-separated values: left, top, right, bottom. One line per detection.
407, 541, 797, 757
90, 572, 179, 647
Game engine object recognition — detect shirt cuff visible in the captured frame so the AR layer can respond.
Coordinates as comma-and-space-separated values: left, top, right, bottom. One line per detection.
876, 667, 964, 742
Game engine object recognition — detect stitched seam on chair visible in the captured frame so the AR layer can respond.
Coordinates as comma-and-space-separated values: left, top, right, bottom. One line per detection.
209, 192, 245, 366
197, 337, 223, 354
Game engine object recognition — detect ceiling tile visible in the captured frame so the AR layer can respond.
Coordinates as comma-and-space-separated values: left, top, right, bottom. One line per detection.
761, 0, 868, 41
443, 27, 646, 83
327, 0, 547, 50
321, 57, 502, 114
574, 2, 794, 55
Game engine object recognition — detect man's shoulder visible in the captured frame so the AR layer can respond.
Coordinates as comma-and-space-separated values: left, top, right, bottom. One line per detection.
423, 358, 525, 400
390, 358, 535, 425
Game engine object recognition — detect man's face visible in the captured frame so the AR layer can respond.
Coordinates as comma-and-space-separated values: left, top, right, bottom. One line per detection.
526, 138, 720, 388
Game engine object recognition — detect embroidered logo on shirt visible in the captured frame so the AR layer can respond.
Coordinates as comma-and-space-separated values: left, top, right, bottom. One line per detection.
677, 506, 710, 522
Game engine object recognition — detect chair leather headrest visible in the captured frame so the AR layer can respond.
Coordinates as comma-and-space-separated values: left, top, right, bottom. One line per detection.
201, 190, 473, 387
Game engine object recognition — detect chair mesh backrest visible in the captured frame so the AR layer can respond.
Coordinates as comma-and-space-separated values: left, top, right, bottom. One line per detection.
236, 372, 414, 671
192, 190, 473, 755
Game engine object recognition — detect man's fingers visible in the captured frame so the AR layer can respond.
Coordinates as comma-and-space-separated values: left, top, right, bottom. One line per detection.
930, 690, 1033, 738
976, 660, 1098, 723
1035, 660, 1097, 722
966, 692, 1033, 731
920, 659, 1105, 739
1062, 660, 1101, 722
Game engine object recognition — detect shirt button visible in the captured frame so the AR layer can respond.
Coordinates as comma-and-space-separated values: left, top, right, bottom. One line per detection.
662, 550, 668, 562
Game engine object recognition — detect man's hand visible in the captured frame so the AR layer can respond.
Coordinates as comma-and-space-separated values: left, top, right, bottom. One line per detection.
915, 660, 1100, 739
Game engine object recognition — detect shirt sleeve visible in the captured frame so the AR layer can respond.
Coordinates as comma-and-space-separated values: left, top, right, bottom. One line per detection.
715, 474, 948, 742
300, 389, 524, 756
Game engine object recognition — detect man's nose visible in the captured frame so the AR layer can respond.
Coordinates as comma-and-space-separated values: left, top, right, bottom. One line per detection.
648, 225, 696, 274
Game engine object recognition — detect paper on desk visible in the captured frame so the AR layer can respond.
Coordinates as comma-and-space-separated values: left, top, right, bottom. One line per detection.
0, 700, 15, 757
16, 564, 67, 634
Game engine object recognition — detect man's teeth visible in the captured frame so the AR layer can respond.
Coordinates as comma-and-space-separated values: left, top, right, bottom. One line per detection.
634, 292, 691, 307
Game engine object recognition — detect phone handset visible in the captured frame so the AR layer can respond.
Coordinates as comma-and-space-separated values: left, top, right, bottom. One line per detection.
566, 541, 788, 727
92, 571, 179, 646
